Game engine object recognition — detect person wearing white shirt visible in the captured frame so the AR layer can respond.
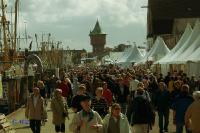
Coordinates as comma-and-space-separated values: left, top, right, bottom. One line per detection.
129, 76, 139, 92
129, 76, 139, 102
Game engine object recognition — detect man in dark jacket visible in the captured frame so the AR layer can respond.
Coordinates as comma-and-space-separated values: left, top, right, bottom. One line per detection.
127, 88, 155, 133
155, 82, 170, 133
115, 78, 130, 114
71, 84, 87, 113
172, 84, 193, 133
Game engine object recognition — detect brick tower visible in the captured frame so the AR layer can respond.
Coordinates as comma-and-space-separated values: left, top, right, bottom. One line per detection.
89, 20, 106, 55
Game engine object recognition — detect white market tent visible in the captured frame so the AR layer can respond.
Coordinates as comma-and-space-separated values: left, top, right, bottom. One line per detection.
156, 24, 193, 64
186, 45, 200, 76
177, 35, 200, 63
176, 22, 200, 63
187, 46, 200, 62
127, 44, 143, 63
147, 36, 170, 61
166, 20, 200, 64
117, 45, 144, 67
153, 21, 200, 76
185, 31, 200, 76
117, 47, 132, 63
186, 62, 200, 77
103, 52, 123, 64
138, 36, 170, 64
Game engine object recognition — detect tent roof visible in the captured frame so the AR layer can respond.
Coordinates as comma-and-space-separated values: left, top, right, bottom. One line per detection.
187, 46, 200, 62
156, 24, 193, 64
117, 47, 132, 63
127, 45, 143, 63
117, 45, 143, 63
176, 24, 200, 63
147, 36, 170, 58
139, 36, 170, 63
103, 52, 123, 63
167, 20, 200, 64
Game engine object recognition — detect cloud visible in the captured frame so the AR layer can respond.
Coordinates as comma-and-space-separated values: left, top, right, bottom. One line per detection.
98, 0, 147, 26
19, 0, 147, 26
19, 0, 100, 23
7, 0, 147, 51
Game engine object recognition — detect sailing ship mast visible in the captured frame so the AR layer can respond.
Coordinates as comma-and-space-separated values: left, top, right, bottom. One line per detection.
13, 0, 19, 52
1, 0, 9, 68
1, 0, 19, 69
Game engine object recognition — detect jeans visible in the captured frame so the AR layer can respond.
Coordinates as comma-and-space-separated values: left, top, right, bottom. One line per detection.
30, 119, 41, 133
158, 109, 169, 132
176, 123, 192, 133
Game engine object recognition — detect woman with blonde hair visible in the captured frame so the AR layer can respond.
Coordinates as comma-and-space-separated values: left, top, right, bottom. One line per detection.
103, 103, 131, 133
51, 89, 69, 133
37, 80, 47, 106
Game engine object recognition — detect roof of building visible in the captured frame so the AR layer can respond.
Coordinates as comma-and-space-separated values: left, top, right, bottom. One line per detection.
148, 0, 200, 36
89, 20, 106, 35
149, 0, 200, 19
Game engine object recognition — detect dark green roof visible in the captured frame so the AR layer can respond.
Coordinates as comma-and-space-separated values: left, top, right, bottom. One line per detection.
90, 20, 106, 35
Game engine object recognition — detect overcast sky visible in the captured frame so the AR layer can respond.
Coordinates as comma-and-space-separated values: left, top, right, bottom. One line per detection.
8, 0, 147, 51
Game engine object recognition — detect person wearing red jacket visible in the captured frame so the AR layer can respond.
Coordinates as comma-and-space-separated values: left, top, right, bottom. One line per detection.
58, 78, 72, 100
102, 82, 113, 105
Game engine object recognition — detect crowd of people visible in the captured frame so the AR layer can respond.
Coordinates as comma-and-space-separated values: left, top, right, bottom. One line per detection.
25, 65, 200, 133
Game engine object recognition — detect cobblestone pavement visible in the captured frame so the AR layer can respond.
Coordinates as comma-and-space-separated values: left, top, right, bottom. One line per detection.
6, 102, 183, 133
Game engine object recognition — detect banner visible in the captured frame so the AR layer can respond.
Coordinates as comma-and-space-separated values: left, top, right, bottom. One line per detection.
0, 74, 2, 98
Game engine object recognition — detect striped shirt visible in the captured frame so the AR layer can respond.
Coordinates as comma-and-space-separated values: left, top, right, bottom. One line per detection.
91, 97, 108, 117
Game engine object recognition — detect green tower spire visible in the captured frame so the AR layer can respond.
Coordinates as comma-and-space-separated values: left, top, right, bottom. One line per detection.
90, 20, 105, 35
